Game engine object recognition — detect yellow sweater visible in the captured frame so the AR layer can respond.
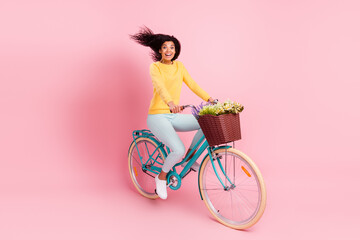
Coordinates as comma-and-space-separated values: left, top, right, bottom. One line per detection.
148, 60, 211, 114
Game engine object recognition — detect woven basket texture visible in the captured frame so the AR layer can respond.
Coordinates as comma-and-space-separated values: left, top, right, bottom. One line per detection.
198, 113, 241, 146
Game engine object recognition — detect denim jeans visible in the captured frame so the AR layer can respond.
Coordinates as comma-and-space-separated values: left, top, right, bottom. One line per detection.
147, 113, 203, 173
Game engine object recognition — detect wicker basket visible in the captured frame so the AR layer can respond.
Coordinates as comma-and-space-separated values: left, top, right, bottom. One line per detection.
198, 113, 241, 146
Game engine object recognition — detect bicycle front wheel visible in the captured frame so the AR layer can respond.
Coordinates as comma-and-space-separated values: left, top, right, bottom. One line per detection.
128, 137, 165, 199
199, 148, 266, 229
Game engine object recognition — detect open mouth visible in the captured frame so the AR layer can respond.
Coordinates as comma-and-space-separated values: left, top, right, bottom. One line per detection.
165, 54, 172, 57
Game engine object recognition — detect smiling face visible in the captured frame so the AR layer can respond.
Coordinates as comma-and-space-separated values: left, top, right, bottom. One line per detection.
159, 41, 176, 64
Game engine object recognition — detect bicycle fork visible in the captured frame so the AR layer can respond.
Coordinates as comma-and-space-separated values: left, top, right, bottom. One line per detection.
207, 147, 236, 191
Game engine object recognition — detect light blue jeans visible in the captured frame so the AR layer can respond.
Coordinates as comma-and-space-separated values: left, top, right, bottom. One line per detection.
147, 114, 203, 173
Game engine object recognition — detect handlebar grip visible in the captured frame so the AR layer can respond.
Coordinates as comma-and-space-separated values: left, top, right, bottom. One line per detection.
170, 106, 185, 113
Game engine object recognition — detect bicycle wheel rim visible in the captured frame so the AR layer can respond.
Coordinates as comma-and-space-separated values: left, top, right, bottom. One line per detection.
200, 148, 266, 229
128, 138, 164, 198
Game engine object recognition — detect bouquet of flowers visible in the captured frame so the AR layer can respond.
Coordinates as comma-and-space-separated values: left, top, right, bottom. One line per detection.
192, 99, 244, 119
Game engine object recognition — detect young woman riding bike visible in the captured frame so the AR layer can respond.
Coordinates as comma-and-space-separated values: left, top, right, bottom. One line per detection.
130, 26, 216, 199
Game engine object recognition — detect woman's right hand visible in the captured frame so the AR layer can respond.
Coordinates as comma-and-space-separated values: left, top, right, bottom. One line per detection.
168, 101, 182, 113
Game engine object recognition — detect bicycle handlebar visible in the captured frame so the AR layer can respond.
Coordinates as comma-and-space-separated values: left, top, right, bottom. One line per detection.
170, 99, 219, 113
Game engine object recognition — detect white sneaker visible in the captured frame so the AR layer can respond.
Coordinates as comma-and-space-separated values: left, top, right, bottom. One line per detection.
181, 161, 200, 172
155, 175, 167, 200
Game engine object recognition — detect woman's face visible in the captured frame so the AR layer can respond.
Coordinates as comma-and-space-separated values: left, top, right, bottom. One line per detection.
159, 41, 176, 62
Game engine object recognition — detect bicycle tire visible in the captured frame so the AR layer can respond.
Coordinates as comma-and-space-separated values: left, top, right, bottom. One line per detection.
128, 137, 166, 199
199, 148, 266, 229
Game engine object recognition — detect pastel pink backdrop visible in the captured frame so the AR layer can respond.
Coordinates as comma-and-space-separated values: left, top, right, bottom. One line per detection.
1, 0, 359, 239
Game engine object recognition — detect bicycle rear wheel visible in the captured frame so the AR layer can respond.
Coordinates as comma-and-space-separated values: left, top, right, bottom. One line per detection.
199, 148, 266, 229
128, 137, 165, 199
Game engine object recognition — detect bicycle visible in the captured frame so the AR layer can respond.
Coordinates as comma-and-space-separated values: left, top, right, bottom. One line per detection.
128, 104, 266, 229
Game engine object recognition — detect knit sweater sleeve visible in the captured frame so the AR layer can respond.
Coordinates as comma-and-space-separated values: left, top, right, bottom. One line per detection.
149, 63, 173, 104
182, 64, 211, 102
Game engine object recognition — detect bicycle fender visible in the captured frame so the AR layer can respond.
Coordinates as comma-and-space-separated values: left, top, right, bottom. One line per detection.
197, 145, 231, 200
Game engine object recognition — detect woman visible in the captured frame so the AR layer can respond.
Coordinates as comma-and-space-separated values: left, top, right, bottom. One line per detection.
130, 26, 215, 200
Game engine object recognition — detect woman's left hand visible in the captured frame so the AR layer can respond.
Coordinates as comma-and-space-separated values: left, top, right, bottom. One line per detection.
208, 97, 217, 104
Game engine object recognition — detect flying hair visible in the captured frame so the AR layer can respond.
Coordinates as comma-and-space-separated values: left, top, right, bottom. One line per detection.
129, 25, 181, 62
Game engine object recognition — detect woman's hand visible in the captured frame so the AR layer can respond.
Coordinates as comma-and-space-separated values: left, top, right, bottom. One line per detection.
208, 97, 217, 104
168, 101, 182, 113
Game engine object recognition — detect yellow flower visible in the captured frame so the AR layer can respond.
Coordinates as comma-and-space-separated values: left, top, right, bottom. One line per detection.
224, 104, 231, 110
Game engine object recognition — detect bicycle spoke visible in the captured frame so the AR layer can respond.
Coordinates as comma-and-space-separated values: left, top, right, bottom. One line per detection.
233, 154, 236, 185
230, 191, 234, 220
233, 190, 257, 211
236, 188, 258, 192
201, 188, 224, 191
236, 173, 255, 186
131, 153, 142, 166
231, 190, 253, 218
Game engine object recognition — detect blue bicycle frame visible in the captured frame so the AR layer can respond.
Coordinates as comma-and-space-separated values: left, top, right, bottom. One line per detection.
132, 129, 236, 194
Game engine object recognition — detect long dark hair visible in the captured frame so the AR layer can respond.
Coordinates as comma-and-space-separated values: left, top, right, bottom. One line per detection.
129, 26, 181, 62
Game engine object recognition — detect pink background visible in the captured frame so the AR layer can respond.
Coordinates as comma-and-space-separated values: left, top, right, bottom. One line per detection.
1, 0, 359, 239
